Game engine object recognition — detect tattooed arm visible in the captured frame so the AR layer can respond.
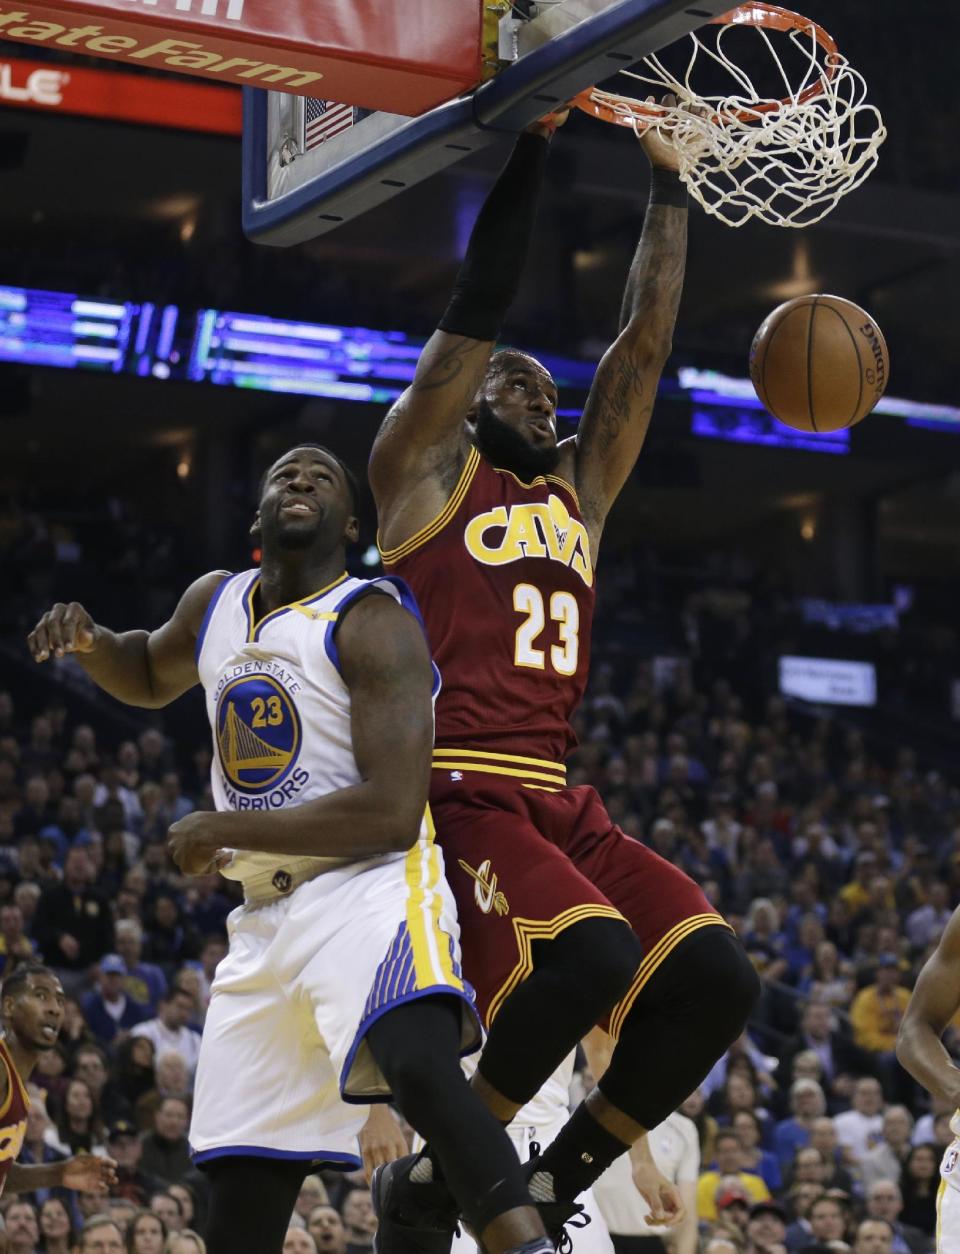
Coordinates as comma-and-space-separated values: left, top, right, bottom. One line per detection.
370, 123, 559, 553
574, 132, 688, 544
369, 330, 494, 550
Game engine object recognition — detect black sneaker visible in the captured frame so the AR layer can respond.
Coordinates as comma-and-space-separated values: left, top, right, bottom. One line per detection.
372, 1153, 460, 1254
523, 1143, 591, 1253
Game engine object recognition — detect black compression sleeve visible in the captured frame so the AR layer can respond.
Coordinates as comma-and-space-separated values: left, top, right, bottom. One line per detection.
649, 165, 688, 209
438, 132, 550, 342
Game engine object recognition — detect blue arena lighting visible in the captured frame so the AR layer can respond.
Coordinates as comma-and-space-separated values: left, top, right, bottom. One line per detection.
0, 284, 956, 450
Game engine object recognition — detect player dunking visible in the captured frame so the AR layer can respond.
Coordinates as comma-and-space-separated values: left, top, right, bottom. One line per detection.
897, 905, 960, 1254
0, 964, 117, 1211
28, 446, 551, 1254
369, 114, 760, 1244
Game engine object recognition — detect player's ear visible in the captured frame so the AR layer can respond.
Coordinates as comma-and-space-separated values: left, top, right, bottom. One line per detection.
250, 511, 262, 539
345, 515, 360, 545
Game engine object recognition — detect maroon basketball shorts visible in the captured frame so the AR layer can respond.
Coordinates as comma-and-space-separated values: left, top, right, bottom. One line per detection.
429, 748, 729, 1033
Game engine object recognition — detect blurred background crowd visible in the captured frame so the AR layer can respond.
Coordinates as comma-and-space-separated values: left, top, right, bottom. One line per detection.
0, 493, 958, 1254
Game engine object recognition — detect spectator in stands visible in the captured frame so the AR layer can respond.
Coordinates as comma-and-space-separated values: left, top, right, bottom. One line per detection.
341, 1187, 377, 1254
804, 1193, 849, 1249
14, 880, 41, 932
734, 1109, 783, 1191
851, 958, 911, 1096
284, 1232, 319, 1254
308, 1206, 347, 1254
833, 1078, 885, 1165
31, 845, 113, 985
784, 1183, 825, 1252
188, 936, 226, 1017
82, 956, 148, 1046
127, 1209, 167, 1254
150, 1193, 184, 1234
115, 1036, 157, 1115
290, 1175, 329, 1225
745, 1200, 788, 1254
16, 774, 56, 838
5, 1198, 41, 1253
774, 1080, 826, 1170
860, 1107, 915, 1190
75, 1043, 134, 1127
78, 1215, 125, 1253
135, 1052, 191, 1130
864, 1181, 928, 1254
139, 1098, 192, 1184
898, 1145, 939, 1236
108, 1198, 138, 1237
48, 1077, 104, 1155
776, 1002, 871, 1099
0, 902, 38, 976
166, 1185, 198, 1234
142, 895, 199, 980
853, 1219, 894, 1254
714, 1187, 754, 1242
115, 920, 168, 1015
108, 1120, 165, 1209
167, 1233, 206, 1254
158, 773, 193, 827
130, 989, 201, 1079
38, 1195, 76, 1254
905, 884, 952, 951
698, 1130, 772, 1220
809, 1118, 855, 1194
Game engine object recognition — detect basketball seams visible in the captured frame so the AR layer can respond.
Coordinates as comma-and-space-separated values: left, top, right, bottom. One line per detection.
805, 296, 818, 434
819, 300, 865, 428
751, 293, 887, 435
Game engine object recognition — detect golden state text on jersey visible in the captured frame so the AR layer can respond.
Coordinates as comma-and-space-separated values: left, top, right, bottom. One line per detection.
196, 569, 436, 889
213, 662, 308, 810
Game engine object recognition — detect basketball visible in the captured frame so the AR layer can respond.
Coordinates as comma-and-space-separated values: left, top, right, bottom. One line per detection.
749, 295, 890, 433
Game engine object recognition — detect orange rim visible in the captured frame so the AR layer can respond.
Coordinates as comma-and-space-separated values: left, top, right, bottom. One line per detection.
574, 1, 841, 129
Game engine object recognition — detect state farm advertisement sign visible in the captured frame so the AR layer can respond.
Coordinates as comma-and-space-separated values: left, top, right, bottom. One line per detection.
0, 53, 242, 132
0, 0, 482, 112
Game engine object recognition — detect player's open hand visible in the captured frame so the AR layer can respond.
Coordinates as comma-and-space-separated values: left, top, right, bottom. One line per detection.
27, 602, 98, 662
631, 1160, 685, 1227
168, 811, 232, 877
358, 1105, 410, 1184
63, 1153, 118, 1193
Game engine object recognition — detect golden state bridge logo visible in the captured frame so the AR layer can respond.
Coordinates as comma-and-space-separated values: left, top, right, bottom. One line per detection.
216, 674, 301, 797
463, 494, 593, 587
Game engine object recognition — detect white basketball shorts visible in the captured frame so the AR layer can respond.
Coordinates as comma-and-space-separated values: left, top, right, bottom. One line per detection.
190, 844, 479, 1167
939, 1145, 960, 1254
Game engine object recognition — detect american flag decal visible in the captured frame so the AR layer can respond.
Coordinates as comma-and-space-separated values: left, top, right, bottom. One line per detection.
304, 100, 356, 151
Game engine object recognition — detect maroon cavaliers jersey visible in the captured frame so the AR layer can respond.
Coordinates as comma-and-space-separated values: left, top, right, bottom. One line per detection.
382, 447, 595, 766
0, 1036, 29, 1197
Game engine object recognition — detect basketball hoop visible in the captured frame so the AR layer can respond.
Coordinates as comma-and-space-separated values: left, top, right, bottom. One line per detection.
574, 3, 886, 229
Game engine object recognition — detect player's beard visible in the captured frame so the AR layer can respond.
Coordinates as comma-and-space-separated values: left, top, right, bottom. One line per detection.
473, 398, 561, 481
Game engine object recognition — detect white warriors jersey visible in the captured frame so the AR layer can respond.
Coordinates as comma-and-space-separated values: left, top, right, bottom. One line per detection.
196, 568, 437, 890
942, 1111, 960, 1194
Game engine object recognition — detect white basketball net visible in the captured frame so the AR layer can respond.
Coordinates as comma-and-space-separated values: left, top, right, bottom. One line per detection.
583, 5, 886, 229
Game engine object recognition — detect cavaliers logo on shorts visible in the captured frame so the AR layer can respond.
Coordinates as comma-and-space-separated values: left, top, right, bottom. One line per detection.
216, 675, 302, 796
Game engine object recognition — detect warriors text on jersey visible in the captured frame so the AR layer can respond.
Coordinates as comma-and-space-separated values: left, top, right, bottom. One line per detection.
0, 1037, 29, 1196
381, 447, 595, 765
196, 568, 434, 891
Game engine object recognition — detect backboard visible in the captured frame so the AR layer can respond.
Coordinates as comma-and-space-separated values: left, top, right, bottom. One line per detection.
242, 0, 733, 247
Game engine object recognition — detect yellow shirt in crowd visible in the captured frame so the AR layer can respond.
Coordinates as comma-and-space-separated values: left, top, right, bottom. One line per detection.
850, 985, 911, 1052
696, 1169, 771, 1221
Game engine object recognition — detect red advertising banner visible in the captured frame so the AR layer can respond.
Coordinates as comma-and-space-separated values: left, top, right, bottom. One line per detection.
0, 0, 484, 113
0, 53, 241, 131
